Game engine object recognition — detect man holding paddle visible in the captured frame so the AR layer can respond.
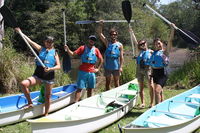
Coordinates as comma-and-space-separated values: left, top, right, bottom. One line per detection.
97, 20, 124, 91
64, 35, 103, 102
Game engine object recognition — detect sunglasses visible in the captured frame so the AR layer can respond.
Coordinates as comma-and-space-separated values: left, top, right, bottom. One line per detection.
110, 33, 117, 36
139, 42, 146, 46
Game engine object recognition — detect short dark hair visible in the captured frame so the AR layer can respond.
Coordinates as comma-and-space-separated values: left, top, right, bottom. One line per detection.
109, 28, 118, 35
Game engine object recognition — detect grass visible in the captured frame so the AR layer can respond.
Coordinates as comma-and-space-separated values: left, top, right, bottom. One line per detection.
1, 87, 199, 133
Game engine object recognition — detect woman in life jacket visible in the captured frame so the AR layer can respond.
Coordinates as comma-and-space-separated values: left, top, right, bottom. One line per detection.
150, 23, 175, 104
15, 28, 61, 116
64, 35, 103, 102
97, 20, 124, 91
129, 27, 154, 108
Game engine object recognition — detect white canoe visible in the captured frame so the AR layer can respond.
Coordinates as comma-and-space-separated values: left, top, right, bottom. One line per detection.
0, 84, 77, 127
122, 85, 200, 133
27, 79, 139, 133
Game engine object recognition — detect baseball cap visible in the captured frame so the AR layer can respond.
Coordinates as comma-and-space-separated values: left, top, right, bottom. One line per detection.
89, 35, 97, 41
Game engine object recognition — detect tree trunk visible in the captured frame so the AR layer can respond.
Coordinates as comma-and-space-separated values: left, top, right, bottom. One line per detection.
0, 0, 4, 49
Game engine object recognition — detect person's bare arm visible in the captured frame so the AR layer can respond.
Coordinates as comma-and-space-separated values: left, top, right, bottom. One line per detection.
119, 45, 124, 72
94, 56, 103, 73
64, 45, 77, 56
15, 27, 42, 52
44, 52, 61, 72
166, 23, 175, 54
129, 27, 139, 56
96, 20, 108, 47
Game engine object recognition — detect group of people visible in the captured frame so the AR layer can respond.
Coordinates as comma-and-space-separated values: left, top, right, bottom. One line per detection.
130, 23, 175, 108
15, 20, 175, 116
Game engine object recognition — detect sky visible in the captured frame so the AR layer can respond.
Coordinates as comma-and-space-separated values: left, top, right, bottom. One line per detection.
158, 0, 178, 5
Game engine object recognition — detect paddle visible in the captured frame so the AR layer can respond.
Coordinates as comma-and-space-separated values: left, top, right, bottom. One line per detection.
62, 9, 71, 73
122, 0, 136, 56
75, 20, 135, 24
0, 5, 46, 68
143, 3, 200, 47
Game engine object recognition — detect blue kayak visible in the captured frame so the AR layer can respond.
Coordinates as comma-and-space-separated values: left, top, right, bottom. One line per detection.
123, 85, 200, 133
0, 83, 77, 126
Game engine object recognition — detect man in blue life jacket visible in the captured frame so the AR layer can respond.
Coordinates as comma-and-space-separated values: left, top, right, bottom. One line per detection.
64, 35, 103, 102
97, 20, 124, 91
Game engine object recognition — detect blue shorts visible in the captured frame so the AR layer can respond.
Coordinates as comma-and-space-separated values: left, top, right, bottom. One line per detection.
77, 70, 96, 89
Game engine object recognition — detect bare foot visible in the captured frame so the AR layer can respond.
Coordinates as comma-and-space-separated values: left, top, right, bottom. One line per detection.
139, 104, 145, 109
21, 104, 33, 109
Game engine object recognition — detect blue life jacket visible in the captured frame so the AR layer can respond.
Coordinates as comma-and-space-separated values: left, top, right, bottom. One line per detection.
81, 45, 97, 64
150, 50, 169, 68
36, 48, 56, 68
136, 50, 151, 66
104, 42, 122, 70
105, 42, 121, 58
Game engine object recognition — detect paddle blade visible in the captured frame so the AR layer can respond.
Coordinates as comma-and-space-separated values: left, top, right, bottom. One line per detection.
122, 0, 132, 23
178, 29, 200, 47
0, 5, 18, 28
62, 53, 71, 73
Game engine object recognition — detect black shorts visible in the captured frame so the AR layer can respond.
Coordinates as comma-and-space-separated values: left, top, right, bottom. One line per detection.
152, 68, 167, 88
33, 66, 55, 80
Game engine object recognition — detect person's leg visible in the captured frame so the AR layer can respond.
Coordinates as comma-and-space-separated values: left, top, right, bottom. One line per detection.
87, 73, 95, 98
139, 81, 145, 108
87, 88, 93, 97
44, 83, 53, 116
160, 90, 164, 102
113, 75, 120, 88
20, 76, 39, 107
105, 76, 111, 91
76, 71, 86, 102
75, 89, 82, 102
148, 78, 154, 108
154, 84, 163, 104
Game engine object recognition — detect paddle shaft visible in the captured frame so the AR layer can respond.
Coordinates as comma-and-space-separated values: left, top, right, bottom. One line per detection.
128, 24, 135, 56
62, 10, 67, 45
144, 4, 199, 44
76, 20, 135, 24
18, 31, 46, 68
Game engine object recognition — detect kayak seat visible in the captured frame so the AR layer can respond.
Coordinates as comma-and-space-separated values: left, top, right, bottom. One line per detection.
52, 91, 68, 98
170, 100, 200, 106
185, 94, 200, 103
155, 110, 194, 118
187, 94, 200, 99
145, 114, 188, 127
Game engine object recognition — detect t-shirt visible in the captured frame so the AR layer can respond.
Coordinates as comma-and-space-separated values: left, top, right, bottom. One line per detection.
74, 45, 103, 72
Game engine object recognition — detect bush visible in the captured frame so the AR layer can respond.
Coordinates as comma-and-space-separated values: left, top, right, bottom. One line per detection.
120, 57, 136, 84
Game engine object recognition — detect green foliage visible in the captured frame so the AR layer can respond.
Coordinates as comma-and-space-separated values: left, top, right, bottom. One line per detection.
167, 59, 200, 89
120, 57, 136, 84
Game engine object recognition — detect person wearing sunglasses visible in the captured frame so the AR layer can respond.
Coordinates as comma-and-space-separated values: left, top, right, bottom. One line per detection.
149, 23, 175, 104
129, 28, 154, 108
64, 35, 103, 102
15, 28, 61, 116
97, 20, 124, 91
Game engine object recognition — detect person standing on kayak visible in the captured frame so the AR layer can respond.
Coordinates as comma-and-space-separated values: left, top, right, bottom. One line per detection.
15, 28, 61, 116
64, 35, 103, 102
